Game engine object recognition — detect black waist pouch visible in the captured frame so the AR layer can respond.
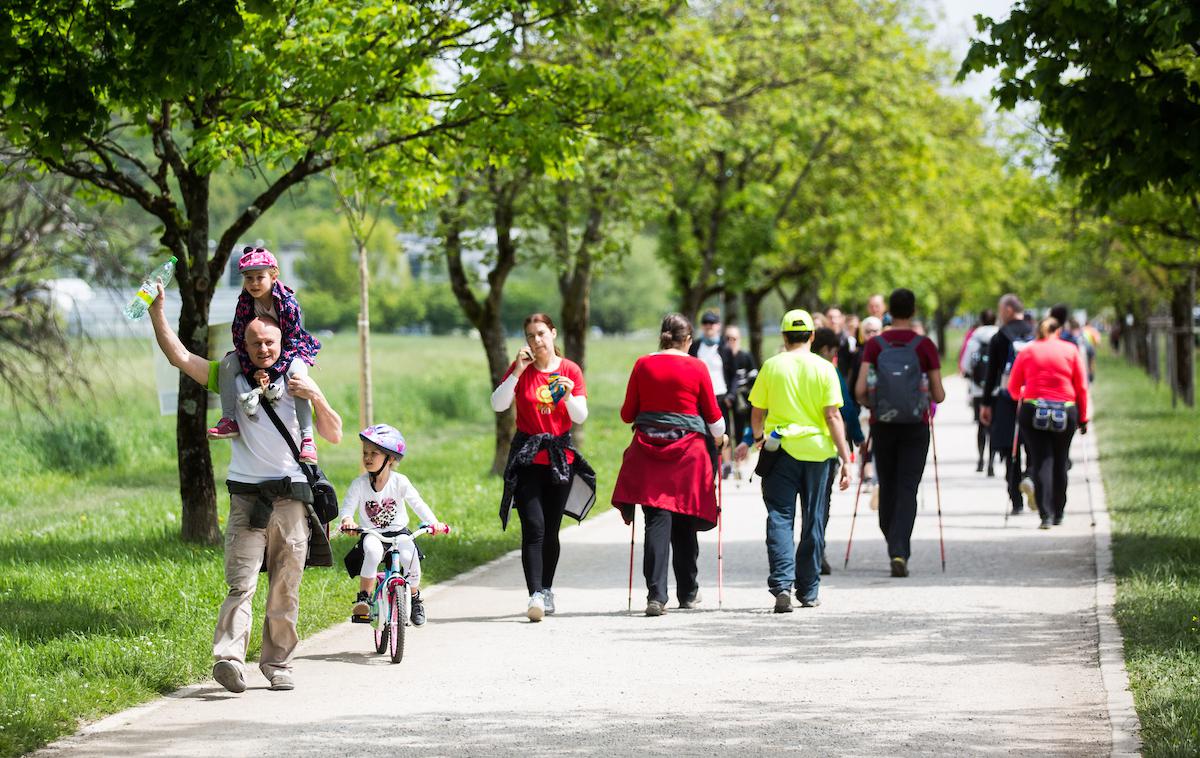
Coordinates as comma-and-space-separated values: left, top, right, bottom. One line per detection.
755, 447, 782, 478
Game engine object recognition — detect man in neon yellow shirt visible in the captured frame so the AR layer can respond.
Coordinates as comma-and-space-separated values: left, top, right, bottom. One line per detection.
739, 309, 851, 613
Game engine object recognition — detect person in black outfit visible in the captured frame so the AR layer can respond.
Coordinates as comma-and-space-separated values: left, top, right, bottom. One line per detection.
722, 325, 757, 446
980, 294, 1035, 515
689, 311, 736, 477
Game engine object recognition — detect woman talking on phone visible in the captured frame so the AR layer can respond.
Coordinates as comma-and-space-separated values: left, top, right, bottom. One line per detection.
492, 313, 595, 622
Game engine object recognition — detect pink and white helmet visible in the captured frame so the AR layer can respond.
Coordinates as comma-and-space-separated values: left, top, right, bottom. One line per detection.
359, 424, 406, 459
238, 246, 278, 272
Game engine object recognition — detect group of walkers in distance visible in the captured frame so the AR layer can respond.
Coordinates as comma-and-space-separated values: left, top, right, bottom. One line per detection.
144, 245, 1096, 692
966, 295, 1095, 529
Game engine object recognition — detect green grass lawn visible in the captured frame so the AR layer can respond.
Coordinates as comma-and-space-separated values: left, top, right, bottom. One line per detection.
0, 333, 648, 757
1094, 354, 1200, 758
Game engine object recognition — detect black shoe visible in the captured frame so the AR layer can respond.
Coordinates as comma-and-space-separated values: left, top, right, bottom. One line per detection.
1010, 506, 1023, 516
410, 591, 426, 626
890, 557, 908, 577
987, 464, 995, 477
1052, 516, 1063, 526
976, 459, 985, 472
351, 590, 370, 618
1039, 518, 1051, 530
820, 556, 832, 576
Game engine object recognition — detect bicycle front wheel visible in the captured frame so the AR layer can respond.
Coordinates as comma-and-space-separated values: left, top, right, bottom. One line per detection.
388, 586, 407, 664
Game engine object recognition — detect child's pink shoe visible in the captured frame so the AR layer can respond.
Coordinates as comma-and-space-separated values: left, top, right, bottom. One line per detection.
207, 418, 240, 440
299, 437, 318, 464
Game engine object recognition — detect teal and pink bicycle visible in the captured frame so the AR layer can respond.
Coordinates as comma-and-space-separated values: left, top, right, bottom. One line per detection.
341, 523, 450, 664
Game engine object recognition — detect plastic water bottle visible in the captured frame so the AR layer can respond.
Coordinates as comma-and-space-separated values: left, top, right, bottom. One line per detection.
123, 256, 177, 320
866, 364, 877, 406
763, 429, 783, 451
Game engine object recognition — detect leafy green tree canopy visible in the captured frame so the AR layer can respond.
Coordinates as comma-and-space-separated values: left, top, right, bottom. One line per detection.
961, 0, 1200, 203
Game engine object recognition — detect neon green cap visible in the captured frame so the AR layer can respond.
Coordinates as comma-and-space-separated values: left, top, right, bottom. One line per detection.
780, 309, 814, 333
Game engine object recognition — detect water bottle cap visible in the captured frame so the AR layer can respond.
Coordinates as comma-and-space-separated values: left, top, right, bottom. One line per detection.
168, 256, 177, 263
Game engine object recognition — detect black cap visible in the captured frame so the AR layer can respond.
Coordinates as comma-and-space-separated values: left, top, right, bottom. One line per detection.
700, 310, 720, 325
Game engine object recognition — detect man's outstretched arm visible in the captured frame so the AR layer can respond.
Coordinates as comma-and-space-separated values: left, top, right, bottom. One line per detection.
148, 283, 210, 387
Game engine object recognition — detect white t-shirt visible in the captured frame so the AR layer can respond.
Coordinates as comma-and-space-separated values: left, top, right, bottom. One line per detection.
227, 359, 307, 484
339, 472, 436, 531
696, 341, 728, 395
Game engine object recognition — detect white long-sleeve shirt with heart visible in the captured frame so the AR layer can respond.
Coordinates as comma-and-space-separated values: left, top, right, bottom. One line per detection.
339, 471, 436, 531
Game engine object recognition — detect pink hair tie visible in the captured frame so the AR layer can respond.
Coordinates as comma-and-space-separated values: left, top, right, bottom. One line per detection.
238, 246, 277, 271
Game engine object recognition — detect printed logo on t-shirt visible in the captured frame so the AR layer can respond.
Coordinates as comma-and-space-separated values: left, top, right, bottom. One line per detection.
364, 497, 398, 528
535, 379, 557, 415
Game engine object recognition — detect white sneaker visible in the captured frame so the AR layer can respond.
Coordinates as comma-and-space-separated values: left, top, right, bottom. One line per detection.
527, 593, 545, 622
1019, 477, 1036, 511
541, 588, 556, 615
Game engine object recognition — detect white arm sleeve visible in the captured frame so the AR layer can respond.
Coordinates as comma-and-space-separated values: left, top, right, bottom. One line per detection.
400, 476, 437, 526
564, 393, 589, 424
707, 417, 727, 438
491, 374, 518, 412
339, 478, 363, 522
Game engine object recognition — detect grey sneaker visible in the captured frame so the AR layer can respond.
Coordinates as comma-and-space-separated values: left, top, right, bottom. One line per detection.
773, 592, 793, 613
268, 671, 294, 691
645, 600, 667, 617
526, 593, 545, 622
798, 596, 821, 608
212, 660, 246, 694
679, 591, 702, 609
541, 588, 555, 615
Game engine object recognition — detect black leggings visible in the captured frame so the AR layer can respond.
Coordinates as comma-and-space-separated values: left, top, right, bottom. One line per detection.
642, 506, 699, 605
1018, 404, 1078, 521
514, 465, 571, 595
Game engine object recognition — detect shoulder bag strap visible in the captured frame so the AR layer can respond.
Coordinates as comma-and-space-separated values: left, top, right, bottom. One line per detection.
259, 398, 316, 485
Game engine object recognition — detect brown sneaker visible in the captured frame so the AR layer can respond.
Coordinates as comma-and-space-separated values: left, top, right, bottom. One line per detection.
645, 600, 667, 617
890, 557, 908, 577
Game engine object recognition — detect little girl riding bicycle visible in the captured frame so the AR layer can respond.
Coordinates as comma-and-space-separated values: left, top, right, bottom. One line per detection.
339, 424, 445, 626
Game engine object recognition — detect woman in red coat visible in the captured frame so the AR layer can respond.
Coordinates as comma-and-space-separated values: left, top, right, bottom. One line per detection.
613, 313, 726, 616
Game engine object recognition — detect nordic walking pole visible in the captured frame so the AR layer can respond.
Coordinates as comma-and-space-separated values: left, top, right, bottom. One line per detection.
1082, 421, 1097, 527
627, 508, 636, 613
843, 433, 871, 569
717, 457, 725, 610
930, 415, 946, 573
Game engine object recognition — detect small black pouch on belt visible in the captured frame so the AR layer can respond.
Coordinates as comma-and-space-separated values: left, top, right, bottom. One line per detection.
755, 446, 782, 478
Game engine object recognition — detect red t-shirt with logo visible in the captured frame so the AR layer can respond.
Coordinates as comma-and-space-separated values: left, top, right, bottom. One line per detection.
502, 357, 586, 465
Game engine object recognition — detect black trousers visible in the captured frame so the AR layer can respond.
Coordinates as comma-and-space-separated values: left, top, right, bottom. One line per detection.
642, 506, 699, 605
514, 465, 570, 595
992, 396, 1032, 510
1018, 404, 1078, 521
871, 422, 930, 561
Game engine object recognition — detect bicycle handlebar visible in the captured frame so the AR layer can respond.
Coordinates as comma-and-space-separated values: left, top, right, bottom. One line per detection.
340, 524, 451, 542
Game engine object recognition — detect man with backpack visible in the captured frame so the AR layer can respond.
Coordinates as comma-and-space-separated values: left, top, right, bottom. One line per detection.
980, 294, 1036, 515
854, 288, 946, 578
960, 309, 999, 474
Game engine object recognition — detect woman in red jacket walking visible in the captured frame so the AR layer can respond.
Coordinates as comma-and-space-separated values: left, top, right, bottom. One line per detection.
1007, 317, 1090, 529
612, 314, 726, 616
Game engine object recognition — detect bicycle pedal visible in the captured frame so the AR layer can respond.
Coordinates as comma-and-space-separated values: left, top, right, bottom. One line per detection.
350, 614, 371, 624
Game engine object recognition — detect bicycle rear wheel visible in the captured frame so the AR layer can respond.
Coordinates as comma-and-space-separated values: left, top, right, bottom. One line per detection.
388, 586, 407, 664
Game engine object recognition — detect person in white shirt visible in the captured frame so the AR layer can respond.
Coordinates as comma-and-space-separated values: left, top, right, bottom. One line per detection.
689, 310, 735, 477
339, 424, 442, 627
146, 284, 343, 695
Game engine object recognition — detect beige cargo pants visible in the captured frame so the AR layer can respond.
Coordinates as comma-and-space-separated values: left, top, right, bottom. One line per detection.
212, 494, 310, 681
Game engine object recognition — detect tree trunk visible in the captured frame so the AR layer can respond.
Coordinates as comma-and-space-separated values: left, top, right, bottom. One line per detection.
1170, 270, 1196, 407
174, 286, 222, 544
932, 297, 959, 357
722, 290, 740, 328
442, 175, 522, 475
358, 239, 373, 428
745, 288, 767, 365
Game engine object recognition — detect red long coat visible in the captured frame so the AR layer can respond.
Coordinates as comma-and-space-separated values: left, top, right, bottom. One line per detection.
611, 353, 723, 528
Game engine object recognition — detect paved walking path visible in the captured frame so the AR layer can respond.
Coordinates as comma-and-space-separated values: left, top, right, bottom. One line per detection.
39, 377, 1134, 756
